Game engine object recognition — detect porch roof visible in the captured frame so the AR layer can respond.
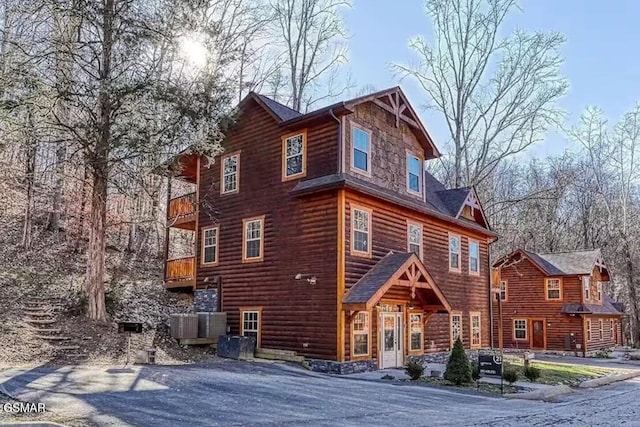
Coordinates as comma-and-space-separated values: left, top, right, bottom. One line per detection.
342, 251, 452, 312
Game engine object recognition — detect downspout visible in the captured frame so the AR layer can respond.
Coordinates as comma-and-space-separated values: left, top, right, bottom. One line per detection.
488, 242, 495, 349
330, 108, 342, 174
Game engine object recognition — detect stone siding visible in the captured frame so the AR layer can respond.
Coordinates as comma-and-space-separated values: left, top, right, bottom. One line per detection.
308, 359, 378, 375
194, 289, 218, 313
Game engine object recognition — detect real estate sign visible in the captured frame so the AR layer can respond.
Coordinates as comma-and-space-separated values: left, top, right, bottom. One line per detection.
479, 351, 503, 376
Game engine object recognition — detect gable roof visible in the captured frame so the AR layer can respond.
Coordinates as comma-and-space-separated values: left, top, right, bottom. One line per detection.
256, 95, 301, 121
495, 249, 609, 278
561, 294, 624, 316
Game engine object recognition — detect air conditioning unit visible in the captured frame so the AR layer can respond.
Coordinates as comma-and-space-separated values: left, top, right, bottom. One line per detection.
169, 314, 199, 339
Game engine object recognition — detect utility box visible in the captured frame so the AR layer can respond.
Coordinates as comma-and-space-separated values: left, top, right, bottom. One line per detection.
217, 335, 256, 360
169, 314, 199, 339
197, 312, 227, 341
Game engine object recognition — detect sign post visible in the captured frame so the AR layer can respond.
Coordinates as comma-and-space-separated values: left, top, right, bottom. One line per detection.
118, 322, 143, 366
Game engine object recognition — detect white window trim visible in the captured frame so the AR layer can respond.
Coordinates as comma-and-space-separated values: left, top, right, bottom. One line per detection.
599, 319, 604, 340
448, 233, 461, 272
352, 311, 370, 357
450, 313, 462, 346
500, 280, 508, 301
221, 152, 240, 195
597, 281, 603, 302
351, 205, 372, 258
409, 312, 424, 353
514, 319, 528, 341
407, 221, 423, 260
350, 123, 372, 176
282, 131, 307, 181
470, 312, 481, 348
586, 319, 592, 342
201, 226, 219, 266
242, 216, 265, 263
583, 276, 591, 301
468, 239, 480, 275
406, 152, 423, 195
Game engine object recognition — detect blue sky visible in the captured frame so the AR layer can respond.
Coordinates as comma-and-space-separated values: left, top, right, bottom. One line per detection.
343, 0, 640, 158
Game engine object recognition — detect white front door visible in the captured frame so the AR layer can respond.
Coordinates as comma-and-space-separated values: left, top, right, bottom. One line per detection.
381, 312, 403, 369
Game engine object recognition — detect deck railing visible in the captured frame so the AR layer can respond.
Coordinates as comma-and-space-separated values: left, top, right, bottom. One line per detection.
165, 257, 195, 282
168, 192, 197, 223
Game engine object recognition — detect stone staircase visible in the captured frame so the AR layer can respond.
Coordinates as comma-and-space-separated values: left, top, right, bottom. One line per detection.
23, 296, 84, 361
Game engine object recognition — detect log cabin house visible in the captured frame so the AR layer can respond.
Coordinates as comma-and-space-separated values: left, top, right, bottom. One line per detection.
161, 87, 497, 373
492, 249, 624, 355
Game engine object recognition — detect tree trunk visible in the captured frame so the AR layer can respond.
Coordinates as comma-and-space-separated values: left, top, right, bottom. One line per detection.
22, 114, 37, 249
623, 238, 640, 346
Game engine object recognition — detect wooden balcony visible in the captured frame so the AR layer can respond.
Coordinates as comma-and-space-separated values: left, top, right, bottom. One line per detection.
168, 192, 197, 229
165, 257, 196, 289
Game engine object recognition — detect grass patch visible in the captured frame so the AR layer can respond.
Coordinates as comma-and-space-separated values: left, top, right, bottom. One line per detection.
418, 377, 521, 395
504, 359, 622, 386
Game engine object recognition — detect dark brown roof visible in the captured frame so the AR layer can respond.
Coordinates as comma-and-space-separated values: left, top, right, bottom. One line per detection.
561, 294, 624, 316
257, 95, 301, 122
291, 173, 495, 237
343, 252, 413, 305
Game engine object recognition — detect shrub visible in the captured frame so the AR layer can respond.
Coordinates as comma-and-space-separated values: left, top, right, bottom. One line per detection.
503, 368, 519, 385
405, 360, 425, 381
523, 366, 541, 383
471, 364, 481, 382
444, 338, 472, 385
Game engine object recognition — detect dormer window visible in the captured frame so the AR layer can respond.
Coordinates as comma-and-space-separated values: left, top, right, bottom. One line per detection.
597, 281, 603, 302
406, 153, 422, 194
583, 276, 591, 301
351, 125, 371, 174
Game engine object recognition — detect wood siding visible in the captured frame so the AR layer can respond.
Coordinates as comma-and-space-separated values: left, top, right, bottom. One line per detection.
195, 99, 340, 359
343, 190, 492, 361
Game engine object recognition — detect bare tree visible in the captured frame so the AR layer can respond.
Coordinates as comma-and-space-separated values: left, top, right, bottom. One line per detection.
394, 0, 567, 188
270, 0, 351, 111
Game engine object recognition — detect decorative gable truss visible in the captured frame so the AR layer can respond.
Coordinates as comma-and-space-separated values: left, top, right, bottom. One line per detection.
456, 188, 489, 229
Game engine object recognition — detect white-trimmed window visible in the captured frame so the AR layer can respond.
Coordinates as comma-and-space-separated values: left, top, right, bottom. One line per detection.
242, 216, 264, 263
201, 226, 219, 265
546, 278, 562, 301
586, 319, 592, 342
599, 319, 604, 340
351, 207, 371, 256
597, 282, 603, 302
451, 313, 462, 345
221, 153, 239, 194
583, 276, 591, 301
469, 240, 480, 274
470, 313, 481, 348
610, 319, 614, 337
282, 132, 306, 180
241, 309, 261, 347
407, 222, 422, 259
514, 319, 527, 340
351, 126, 371, 174
406, 153, 422, 194
500, 280, 508, 301
409, 313, 424, 352
352, 312, 370, 356
449, 234, 461, 271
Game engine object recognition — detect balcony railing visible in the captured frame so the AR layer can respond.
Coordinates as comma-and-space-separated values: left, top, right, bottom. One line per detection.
168, 192, 197, 227
165, 257, 195, 288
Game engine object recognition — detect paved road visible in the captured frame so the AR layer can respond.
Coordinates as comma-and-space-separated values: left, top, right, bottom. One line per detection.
1, 361, 640, 426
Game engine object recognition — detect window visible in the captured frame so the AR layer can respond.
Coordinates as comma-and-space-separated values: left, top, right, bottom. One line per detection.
597, 282, 603, 302
410, 313, 424, 352
351, 126, 371, 174
221, 153, 239, 194
351, 206, 372, 257
449, 234, 461, 271
451, 313, 462, 346
586, 319, 592, 342
241, 309, 261, 347
610, 319, 614, 337
242, 216, 264, 263
514, 319, 527, 340
583, 276, 591, 301
470, 313, 481, 348
599, 319, 604, 340
407, 222, 422, 259
469, 240, 480, 274
499, 280, 508, 301
406, 153, 422, 194
352, 312, 370, 357
201, 226, 219, 265
282, 132, 306, 180
546, 278, 562, 301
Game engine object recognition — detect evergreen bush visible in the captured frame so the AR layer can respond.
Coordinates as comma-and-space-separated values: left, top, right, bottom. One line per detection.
444, 338, 472, 385
405, 360, 425, 381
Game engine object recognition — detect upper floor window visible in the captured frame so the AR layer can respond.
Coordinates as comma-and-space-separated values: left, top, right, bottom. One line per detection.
449, 234, 461, 272
351, 126, 371, 174
583, 276, 591, 301
499, 280, 508, 301
351, 206, 372, 257
282, 131, 306, 180
221, 152, 239, 194
406, 153, 422, 194
407, 222, 422, 259
242, 216, 264, 263
469, 240, 480, 274
201, 226, 219, 266
597, 282, 603, 302
546, 278, 562, 301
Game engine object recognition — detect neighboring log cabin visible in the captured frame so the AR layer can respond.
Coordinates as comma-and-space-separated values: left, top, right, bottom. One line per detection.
160, 87, 497, 373
492, 249, 625, 355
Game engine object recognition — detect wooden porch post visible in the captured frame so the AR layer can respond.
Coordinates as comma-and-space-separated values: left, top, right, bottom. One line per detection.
162, 176, 172, 283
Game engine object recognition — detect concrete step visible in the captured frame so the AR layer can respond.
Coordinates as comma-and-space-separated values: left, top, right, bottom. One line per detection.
255, 348, 305, 363
35, 335, 71, 341
25, 319, 57, 324
256, 347, 298, 357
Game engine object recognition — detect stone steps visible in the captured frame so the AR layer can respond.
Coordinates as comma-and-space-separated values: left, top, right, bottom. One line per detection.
255, 348, 306, 363
52, 345, 80, 352
25, 319, 57, 325
29, 328, 62, 334
35, 335, 71, 341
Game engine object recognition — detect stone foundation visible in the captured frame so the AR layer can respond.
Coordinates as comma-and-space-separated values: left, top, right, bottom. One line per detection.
308, 359, 378, 375
407, 350, 480, 365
